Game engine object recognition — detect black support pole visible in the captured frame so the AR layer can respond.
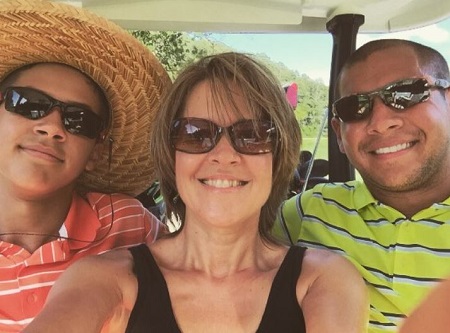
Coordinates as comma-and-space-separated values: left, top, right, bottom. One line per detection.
326, 14, 364, 182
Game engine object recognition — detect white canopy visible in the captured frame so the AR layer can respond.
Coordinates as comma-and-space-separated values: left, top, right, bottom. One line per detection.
55, 0, 450, 33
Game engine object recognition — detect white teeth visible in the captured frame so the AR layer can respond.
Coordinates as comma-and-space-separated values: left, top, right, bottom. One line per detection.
374, 142, 411, 154
203, 179, 243, 188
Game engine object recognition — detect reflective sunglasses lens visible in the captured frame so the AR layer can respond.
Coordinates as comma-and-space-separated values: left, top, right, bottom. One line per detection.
231, 120, 275, 154
5, 88, 51, 119
4, 87, 104, 139
384, 79, 430, 109
171, 118, 216, 153
334, 95, 371, 122
64, 107, 104, 139
334, 79, 432, 123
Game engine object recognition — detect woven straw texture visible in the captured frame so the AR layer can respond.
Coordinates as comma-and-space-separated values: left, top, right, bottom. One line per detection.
0, 0, 171, 196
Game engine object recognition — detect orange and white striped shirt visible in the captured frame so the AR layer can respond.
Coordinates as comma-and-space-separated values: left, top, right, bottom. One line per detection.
0, 192, 162, 332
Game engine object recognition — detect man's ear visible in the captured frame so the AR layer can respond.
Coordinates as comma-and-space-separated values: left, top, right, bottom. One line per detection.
331, 117, 346, 154
85, 141, 104, 172
445, 88, 450, 106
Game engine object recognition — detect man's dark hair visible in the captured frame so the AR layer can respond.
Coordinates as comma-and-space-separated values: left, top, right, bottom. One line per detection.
336, 39, 450, 97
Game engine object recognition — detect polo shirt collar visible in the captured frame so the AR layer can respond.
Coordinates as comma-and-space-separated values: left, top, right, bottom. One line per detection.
351, 180, 378, 210
351, 180, 450, 217
0, 192, 101, 264
64, 192, 101, 250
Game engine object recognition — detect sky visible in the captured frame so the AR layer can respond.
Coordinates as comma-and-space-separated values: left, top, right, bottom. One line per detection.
209, 17, 450, 85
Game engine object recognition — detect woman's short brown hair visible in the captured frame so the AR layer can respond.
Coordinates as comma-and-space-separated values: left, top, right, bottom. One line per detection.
150, 52, 301, 244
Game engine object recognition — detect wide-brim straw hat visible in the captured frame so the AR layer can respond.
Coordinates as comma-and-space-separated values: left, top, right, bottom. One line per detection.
0, 0, 171, 196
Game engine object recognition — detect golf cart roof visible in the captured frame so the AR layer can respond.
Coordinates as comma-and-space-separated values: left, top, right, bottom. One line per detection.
57, 0, 450, 33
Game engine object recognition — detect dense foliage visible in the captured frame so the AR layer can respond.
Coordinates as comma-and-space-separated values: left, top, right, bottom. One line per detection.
131, 31, 328, 137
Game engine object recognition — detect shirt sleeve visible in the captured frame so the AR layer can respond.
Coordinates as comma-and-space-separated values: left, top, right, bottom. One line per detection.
144, 208, 168, 244
274, 193, 304, 245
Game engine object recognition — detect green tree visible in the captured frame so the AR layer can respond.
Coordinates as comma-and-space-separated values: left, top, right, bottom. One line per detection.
131, 31, 207, 79
132, 31, 329, 137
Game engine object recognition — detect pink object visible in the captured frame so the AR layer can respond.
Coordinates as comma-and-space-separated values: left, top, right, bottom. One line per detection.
284, 83, 298, 109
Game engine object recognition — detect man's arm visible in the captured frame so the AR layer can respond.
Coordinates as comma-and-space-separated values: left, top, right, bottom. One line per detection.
399, 277, 450, 333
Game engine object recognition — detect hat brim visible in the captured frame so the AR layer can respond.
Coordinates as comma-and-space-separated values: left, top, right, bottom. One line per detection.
0, 0, 171, 196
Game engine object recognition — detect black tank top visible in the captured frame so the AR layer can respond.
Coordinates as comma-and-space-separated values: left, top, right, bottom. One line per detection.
126, 244, 306, 333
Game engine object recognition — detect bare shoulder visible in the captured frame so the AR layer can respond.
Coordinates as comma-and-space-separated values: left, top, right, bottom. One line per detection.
297, 247, 367, 307
73, 247, 134, 274
55, 248, 138, 306
85, 248, 136, 289
298, 248, 369, 333
300, 247, 365, 293
302, 247, 358, 273
302, 247, 336, 262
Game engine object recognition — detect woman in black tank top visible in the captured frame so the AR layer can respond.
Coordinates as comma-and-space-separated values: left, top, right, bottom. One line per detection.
24, 52, 368, 333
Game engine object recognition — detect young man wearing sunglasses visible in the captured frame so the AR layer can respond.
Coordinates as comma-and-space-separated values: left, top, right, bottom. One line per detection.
275, 38, 450, 333
0, 0, 171, 331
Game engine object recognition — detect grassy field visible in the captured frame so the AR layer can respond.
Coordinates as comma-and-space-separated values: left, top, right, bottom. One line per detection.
301, 137, 328, 159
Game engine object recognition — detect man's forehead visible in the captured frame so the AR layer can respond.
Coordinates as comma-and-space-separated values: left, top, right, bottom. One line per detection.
340, 49, 422, 94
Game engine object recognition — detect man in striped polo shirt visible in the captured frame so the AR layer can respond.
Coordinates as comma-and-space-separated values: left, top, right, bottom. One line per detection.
0, 0, 171, 331
276, 39, 450, 333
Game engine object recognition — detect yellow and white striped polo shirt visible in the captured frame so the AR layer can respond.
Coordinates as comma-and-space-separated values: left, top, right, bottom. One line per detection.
276, 180, 450, 333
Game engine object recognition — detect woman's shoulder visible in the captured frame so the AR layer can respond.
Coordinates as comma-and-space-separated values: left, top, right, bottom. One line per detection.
66, 248, 135, 282
297, 248, 369, 332
298, 247, 364, 293
303, 247, 350, 265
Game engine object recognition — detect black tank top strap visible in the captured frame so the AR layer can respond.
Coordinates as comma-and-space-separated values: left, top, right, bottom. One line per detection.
126, 244, 181, 333
257, 246, 307, 333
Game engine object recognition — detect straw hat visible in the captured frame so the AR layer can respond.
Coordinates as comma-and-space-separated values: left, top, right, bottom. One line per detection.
0, 0, 171, 196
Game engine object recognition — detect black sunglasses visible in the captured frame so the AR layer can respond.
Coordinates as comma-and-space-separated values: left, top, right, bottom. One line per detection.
170, 117, 277, 155
1, 86, 105, 139
332, 78, 450, 122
